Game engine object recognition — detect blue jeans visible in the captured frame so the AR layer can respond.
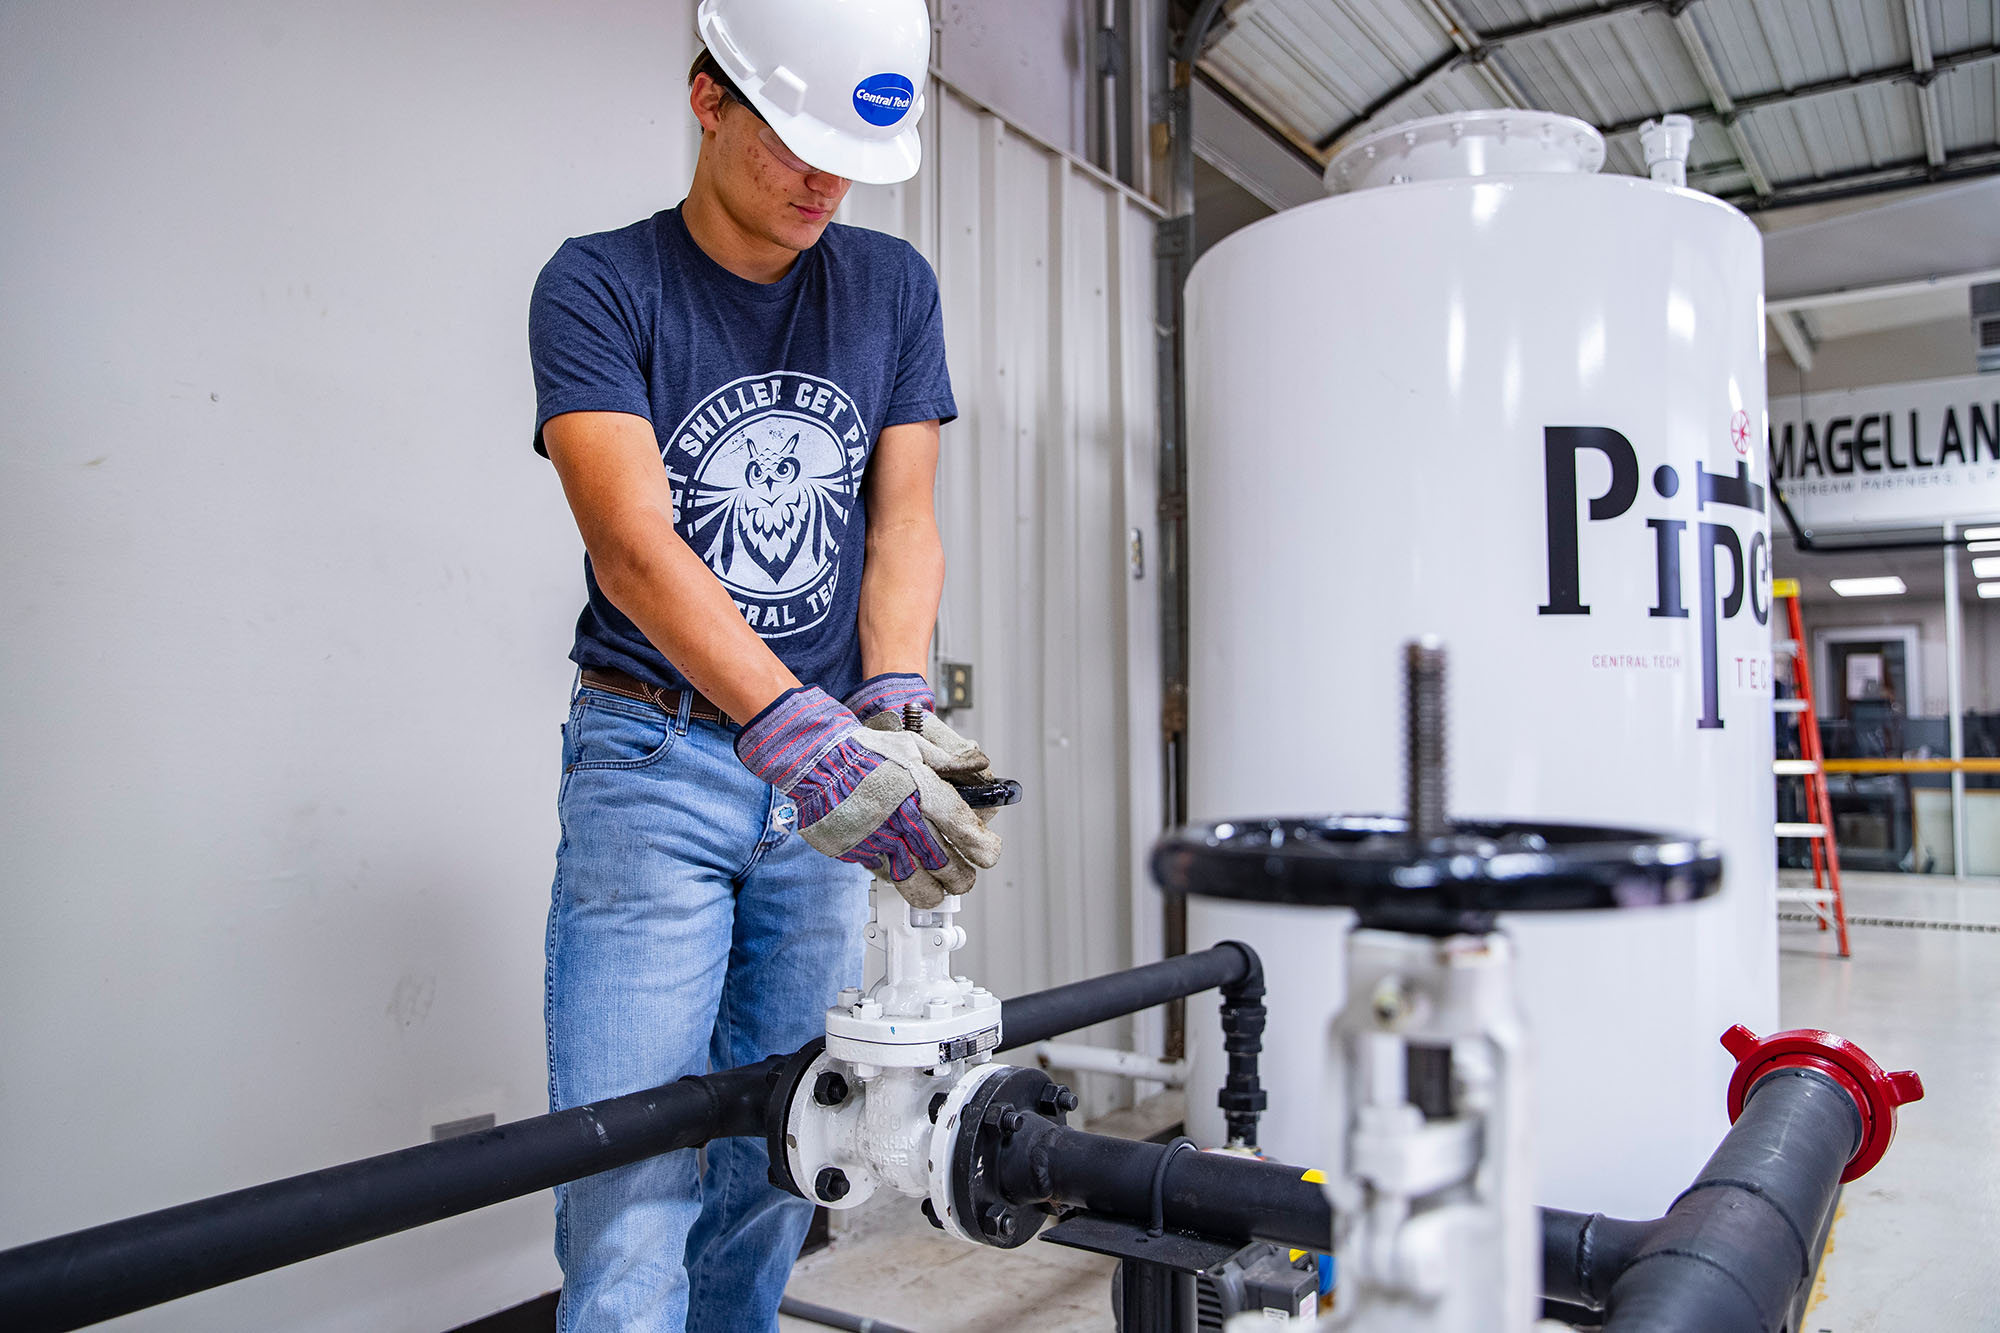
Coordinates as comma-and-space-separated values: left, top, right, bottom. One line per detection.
545, 684, 870, 1333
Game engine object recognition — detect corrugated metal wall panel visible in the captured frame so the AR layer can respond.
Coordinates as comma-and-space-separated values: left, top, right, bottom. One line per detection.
840, 87, 1165, 1115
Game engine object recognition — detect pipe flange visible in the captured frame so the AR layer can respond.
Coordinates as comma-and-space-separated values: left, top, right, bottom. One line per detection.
764, 1037, 826, 1200
948, 1065, 1067, 1249
1722, 1024, 1924, 1182
925, 1060, 1015, 1244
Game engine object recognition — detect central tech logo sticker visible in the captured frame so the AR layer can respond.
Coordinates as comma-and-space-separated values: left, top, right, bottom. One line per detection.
665, 372, 869, 638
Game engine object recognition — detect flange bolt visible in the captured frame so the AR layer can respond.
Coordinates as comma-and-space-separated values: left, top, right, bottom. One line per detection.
928, 1091, 948, 1123
815, 1167, 850, 1203
921, 1198, 944, 1230
812, 1070, 850, 1107
978, 1203, 1016, 1239
1036, 1085, 1079, 1117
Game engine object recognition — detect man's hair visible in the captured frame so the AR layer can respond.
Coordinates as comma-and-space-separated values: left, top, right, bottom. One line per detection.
688, 49, 767, 123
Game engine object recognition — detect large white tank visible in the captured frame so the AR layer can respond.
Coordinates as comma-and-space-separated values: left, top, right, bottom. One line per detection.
1181, 111, 1777, 1220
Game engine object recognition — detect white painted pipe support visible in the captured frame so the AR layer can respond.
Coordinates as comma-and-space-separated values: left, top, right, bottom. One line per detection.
1031, 1041, 1187, 1086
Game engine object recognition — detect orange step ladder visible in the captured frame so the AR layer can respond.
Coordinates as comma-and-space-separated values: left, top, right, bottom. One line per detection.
1772, 578, 1850, 957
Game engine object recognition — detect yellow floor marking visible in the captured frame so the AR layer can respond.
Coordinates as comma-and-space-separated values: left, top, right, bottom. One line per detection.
1803, 1199, 1846, 1319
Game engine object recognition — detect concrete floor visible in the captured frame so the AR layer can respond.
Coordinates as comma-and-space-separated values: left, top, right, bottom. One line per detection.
781, 872, 2000, 1332
1779, 872, 2000, 1332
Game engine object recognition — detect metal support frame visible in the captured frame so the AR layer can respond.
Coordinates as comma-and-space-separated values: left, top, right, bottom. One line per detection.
1597, 43, 2000, 139
1770, 310, 1818, 373
1727, 144, 2000, 209
1189, 0, 1999, 210
1945, 521, 1968, 877
1906, 0, 1947, 168
1153, 0, 1230, 1057
1666, 4, 1775, 199
1315, 0, 1662, 151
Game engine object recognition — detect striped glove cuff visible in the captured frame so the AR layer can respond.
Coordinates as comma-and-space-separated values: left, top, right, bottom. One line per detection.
735, 686, 858, 793
844, 672, 934, 722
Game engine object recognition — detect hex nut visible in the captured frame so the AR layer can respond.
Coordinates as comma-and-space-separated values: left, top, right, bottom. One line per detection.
812, 1071, 850, 1107
978, 1203, 1016, 1239
815, 1167, 850, 1203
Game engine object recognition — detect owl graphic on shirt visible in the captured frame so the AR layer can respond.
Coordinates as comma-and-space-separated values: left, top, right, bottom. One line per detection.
682, 422, 851, 590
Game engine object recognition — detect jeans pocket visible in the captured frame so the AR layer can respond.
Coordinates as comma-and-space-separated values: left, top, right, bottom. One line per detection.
564, 695, 680, 773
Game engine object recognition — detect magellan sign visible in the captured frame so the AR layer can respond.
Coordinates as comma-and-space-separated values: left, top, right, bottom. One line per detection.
1769, 373, 2000, 529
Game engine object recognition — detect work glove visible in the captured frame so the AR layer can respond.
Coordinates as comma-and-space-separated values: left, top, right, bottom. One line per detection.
737, 685, 1001, 909
843, 673, 993, 784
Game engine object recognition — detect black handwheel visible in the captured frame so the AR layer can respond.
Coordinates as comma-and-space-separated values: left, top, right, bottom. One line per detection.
957, 777, 1023, 811
1152, 816, 1722, 934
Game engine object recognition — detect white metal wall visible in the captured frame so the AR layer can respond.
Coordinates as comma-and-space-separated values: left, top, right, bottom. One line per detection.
841, 85, 1168, 1116
0, 5, 1164, 1328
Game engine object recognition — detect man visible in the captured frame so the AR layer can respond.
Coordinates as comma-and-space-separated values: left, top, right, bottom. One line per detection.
527, 2, 999, 1328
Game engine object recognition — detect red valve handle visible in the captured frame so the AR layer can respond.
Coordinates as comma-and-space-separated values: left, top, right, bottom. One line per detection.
1721, 1024, 1924, 1183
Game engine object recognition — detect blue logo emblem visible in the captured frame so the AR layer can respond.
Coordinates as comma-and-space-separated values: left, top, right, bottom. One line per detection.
853, 73, 915, 127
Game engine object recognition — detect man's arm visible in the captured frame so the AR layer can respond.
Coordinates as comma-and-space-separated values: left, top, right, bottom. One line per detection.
543, 410, 798, 724
857, 419, 945, 679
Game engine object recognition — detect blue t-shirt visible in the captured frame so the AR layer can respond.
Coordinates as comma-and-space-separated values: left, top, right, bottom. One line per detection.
529, 206, 957, 701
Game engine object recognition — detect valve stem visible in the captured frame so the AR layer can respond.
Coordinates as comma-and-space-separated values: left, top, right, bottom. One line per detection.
1405, 638, 1448, 845
903, 700, 925, 732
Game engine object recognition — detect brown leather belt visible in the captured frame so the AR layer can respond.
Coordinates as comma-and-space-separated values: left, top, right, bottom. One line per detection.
579, 667, 730, 725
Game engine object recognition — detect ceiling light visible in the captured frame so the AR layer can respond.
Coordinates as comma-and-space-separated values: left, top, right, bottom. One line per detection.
1965, 527, 2000, 542
1829, 577, 1907, 597
1976, 558, 2000, 579
1969, 542, 2000, 553
1982, 584, 2000, 600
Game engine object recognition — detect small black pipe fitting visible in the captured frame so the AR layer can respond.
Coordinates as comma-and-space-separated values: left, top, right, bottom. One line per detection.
1213, 941, 1268, 1148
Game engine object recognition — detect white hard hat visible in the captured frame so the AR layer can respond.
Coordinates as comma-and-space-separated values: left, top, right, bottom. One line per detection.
696, 0, 932, 185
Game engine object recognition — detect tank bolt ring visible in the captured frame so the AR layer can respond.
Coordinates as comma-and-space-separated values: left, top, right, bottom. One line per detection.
1721, 1024, 1924, 1182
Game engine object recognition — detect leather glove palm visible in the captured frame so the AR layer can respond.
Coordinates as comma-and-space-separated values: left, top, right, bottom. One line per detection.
844, 673, 993, 783
737, 685, 1000, 909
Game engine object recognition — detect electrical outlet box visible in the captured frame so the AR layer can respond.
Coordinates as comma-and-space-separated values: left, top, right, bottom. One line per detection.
937, 661, 974, 714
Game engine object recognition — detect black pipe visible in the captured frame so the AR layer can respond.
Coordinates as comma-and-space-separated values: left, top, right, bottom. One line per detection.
1543, 1065, 1863, 1333
997, 941, 1258, 1052
0, 946, 1267, 1333
995, 1118, 1333, 1253
0, 1059, 783, 1333
1773, 482, 1963, 553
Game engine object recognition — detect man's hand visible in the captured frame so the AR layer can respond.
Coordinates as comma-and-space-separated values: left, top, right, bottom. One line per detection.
738, 686, 1000, 908
844, 672, 992, 783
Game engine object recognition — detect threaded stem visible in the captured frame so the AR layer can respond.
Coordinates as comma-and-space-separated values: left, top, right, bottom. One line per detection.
1404, 638, 1448, 844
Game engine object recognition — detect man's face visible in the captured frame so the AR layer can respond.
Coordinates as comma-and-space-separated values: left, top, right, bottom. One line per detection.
693, 75, 852, 254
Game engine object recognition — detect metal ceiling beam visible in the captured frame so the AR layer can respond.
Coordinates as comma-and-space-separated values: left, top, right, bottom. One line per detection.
1903, 0, 1948, 168
1312, 0, 1666, 151
1766, 264, 2000, 316
1597, 43, 2000, 138
1666, 3, 1774, 197
1769, 312, 1818, 372
1726, 146, 2000, 210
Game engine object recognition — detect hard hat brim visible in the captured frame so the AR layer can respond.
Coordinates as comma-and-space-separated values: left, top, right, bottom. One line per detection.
746, 88, 925, 186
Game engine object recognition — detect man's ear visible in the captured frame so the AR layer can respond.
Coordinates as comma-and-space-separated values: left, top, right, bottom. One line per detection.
690, 73, 729, 134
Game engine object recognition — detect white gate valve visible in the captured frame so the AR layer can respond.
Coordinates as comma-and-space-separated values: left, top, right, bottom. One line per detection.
774, 880, 1010, 1222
